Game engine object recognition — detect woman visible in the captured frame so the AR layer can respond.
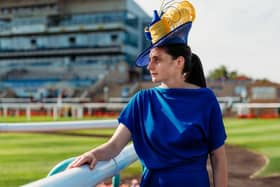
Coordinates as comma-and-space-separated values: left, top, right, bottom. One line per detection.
68, 1, 227, 186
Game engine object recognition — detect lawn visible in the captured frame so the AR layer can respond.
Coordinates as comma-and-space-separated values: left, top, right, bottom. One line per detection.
224, 118, 280, 176
0, 118, 279, 186
0, 129, 141, 187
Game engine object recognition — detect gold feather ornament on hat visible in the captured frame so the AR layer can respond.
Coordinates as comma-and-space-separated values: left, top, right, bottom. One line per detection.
136, 0, 196, 67
150, 0, 196, 44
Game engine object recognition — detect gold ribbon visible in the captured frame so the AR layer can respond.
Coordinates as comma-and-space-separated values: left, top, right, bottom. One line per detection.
150, 18, 171, 44
149, 0, 196, 44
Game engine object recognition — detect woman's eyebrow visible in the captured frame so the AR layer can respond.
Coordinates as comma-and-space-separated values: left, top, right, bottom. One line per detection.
150, 56, 160, 62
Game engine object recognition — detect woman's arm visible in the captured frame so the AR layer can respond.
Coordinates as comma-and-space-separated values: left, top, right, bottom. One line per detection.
67, 123, 131, 170
210, 144, 228, 187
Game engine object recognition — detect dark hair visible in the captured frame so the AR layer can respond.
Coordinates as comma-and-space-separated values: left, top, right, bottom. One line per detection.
160, 44, 207, 88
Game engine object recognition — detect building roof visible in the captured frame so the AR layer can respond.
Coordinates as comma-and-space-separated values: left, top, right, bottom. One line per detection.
0, 0, 149, 18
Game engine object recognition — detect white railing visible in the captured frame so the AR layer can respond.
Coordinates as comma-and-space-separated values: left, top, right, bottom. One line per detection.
0, 97, 91, 103
232, 103, 280, 117
233, 103, 280, 108
0, 119, 118, 132
0, 102, 126, 120
22, 144, 138, 187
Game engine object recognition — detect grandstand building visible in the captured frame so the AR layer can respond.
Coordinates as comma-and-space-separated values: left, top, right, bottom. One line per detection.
0, 0, 150, 99
246, 80, 280, 118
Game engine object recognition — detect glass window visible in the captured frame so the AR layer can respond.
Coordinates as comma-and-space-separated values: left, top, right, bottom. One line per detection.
125, 31, 138, 47
252, 86, 276, 99
126, 12, 139, 28
60, 11, 125, 26
235, 86, 247, 97
69, 37, 76, 46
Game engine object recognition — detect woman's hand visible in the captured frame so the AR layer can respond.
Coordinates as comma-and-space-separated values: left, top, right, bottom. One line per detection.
66, 124, 131, 171
67, 151, 97, 170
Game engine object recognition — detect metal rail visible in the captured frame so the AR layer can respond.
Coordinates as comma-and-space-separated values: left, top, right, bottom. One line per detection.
22, 144, 138, 187
0, 119, 118, 132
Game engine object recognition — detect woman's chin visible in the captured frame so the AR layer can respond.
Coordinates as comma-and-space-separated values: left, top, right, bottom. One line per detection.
151, 78, 160, 83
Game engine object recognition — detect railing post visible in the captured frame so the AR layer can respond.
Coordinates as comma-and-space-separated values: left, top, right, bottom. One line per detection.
112, 174, 120, 187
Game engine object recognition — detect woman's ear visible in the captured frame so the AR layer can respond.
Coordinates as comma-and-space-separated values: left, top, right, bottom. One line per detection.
176, 56, 185, 69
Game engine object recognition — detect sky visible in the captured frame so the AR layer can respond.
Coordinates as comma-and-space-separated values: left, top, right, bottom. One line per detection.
134, 0, 280, 83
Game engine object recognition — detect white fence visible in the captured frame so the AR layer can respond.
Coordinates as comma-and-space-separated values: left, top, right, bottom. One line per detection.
0, 102, 127, 120
232, 103, 280, 117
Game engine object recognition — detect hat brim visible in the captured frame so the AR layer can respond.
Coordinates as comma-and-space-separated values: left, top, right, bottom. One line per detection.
135, 22, 192, 67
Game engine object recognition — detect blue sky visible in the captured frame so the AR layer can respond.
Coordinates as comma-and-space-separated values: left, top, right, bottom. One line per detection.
134, 0, 280, 83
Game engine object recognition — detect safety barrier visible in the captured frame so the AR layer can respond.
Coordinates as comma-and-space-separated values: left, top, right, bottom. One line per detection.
22, 144, 138, 187
0, 119, 118, 132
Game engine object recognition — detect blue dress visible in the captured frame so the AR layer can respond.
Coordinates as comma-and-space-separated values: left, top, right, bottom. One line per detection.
118, 87, 227, 187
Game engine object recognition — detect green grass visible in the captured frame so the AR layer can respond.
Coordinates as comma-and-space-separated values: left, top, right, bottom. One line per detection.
0, 129, 141, 187
0, 118, 280, 186
224, 118, 280, 177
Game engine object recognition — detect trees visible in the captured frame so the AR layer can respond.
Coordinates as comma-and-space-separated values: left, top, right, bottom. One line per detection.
208, 65, 238, 80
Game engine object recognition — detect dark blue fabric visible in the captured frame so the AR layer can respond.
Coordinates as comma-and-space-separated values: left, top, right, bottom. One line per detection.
140, 165, 210, 187
135, 22, 192, 67
118, 87, 227, 186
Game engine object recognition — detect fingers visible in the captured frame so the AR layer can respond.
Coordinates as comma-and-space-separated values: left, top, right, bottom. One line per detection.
67, 152, 97, 170
89, 157, 97, 170
67, 157, 83, 169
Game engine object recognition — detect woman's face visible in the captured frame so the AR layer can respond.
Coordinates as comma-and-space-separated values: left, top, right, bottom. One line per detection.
147, 47, 182, 83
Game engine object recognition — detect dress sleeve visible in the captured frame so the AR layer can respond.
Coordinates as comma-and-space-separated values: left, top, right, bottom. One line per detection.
117, 91, 141, 134
208, 99, 227, 152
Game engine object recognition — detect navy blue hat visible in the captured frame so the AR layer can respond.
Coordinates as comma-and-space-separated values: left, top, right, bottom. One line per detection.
135, 0, 196, 67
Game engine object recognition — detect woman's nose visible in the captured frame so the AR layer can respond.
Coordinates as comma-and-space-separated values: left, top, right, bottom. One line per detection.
147, 62, 152, 70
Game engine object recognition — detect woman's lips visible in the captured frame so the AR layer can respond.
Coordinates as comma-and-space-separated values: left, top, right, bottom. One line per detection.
151, 73, 158, 76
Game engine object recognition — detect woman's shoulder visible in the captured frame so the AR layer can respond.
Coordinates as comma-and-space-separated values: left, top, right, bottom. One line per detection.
135, 87, 157, 94
198, 87, 218, 101
132, 86, 217, 100
129, 87, 163, 101
130, 87, 155, 99
202, 87, 217, 97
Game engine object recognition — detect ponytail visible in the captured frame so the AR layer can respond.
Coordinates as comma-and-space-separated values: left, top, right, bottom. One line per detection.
160, 44, 207, 88
187, 53, 207, 88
